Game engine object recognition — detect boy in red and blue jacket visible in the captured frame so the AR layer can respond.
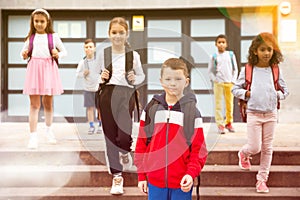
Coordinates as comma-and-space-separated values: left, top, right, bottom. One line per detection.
134, 58, 207, 200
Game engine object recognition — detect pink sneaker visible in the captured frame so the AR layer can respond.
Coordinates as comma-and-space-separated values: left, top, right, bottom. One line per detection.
238, 150, 251, 170
256, 181, 269, 193
218, 125, 225, 134
225, 123, 235, 132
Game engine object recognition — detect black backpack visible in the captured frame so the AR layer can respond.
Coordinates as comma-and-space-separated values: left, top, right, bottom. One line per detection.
143, 98, 201, 200
95, 46, 140, 121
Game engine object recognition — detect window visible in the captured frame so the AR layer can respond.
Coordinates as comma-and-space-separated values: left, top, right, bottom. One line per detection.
147, 20, 181, 38
241, 13, 272, 36
53, 20, 86, 38
191, 19, 225, 37
147, 42, 181, 64
95, 20, 110, 38
8, 16, 30, 38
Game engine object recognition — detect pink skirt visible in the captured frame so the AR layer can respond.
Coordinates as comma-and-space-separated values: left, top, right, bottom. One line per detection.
23, 57, 64, 95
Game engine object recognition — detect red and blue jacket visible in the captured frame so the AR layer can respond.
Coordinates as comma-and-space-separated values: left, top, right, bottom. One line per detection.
134, 92, 207, 189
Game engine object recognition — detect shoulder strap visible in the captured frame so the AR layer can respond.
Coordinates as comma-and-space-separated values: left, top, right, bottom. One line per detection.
47, 33, 58, 65
229, 51, 235, 70
83, 56, 89, 69
212, 53, 217, 71
271, 64, 284, 109
27, 34, 36, 58
144, 99, 160, 146
125, 47, 134, 85
47, 33, 54, 51
125, 47, 133, 73
244, 63, 253, 91
183, 101, 196, 151
144, 99, 196, 150
103, 46, 113, 84
271, 64, 280, 90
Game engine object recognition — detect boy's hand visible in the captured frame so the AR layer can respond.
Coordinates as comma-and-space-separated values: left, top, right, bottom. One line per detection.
138, 181, 148, 194
83, 69, 89, 78
180, 174, 193, 192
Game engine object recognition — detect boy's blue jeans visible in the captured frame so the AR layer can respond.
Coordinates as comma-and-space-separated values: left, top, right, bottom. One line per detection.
148, 183, 192, 200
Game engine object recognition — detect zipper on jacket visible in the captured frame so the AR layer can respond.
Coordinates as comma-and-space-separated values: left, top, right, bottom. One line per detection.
165, 105, 171, 188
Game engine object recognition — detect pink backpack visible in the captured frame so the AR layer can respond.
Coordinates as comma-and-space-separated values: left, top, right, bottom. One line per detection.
27, 33, 58, 65
239, 63, 283, 122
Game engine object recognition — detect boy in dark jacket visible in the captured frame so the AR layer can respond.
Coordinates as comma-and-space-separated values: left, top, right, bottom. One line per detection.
134, 58, 207, 200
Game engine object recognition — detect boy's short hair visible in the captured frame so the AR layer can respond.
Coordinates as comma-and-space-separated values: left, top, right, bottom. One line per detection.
215, 34, 227, 43
161, 58, 189, 78
84, 38, 95, 45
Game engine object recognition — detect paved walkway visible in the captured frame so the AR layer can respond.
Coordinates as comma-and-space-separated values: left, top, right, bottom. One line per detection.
0, 122, 299, 152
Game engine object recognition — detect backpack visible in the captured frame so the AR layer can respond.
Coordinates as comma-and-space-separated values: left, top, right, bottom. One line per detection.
239, 63, 283, 122
144, 98, 201, 200
95, 46, 140, 121
212, 51, 234, 73
28, 33, 58, 65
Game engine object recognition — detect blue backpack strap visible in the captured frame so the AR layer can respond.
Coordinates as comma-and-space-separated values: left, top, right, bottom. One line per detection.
212, 53, 218, 71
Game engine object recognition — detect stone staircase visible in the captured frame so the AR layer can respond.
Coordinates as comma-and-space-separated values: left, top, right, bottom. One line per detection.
0, 122, 299, 199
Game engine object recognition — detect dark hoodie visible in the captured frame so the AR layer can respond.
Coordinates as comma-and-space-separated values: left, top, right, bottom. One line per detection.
134, 92, 207, 189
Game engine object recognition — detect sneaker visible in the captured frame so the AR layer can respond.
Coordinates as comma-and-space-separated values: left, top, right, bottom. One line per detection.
27, 132, 38, 149
46, 131, 57, 144
110, 176, 124, 195
238, 150, 251, 170
96, 126, 102, 134
218, 125, 225, 134
256, 181, 269, 193
119, 152, 133, 171
88, 127, 95, 135
225, 123, 235, 132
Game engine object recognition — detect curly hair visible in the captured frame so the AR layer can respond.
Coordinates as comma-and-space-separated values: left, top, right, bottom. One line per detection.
247, 32, 283, 66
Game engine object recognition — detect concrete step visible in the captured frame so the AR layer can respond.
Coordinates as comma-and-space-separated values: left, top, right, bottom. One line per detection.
201, 165, 300, 187
0, 187, 299, 200
1, 164, 299, 187
206, 149, 300, 165
0, 148, 299, 166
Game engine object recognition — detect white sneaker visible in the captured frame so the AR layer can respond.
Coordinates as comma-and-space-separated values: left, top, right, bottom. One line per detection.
88, 127, 95, 135
96, 126, 102, 134
110, 176, 124, 195
27, 132, 38, 149
46, 130, 57, 144
119, 152, 133, 171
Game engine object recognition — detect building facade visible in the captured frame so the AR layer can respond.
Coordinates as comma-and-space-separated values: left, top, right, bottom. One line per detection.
1, 0, 299, 122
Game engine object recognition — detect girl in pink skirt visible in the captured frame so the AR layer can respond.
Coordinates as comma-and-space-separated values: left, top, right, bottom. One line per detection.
20, 8, 67, 149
